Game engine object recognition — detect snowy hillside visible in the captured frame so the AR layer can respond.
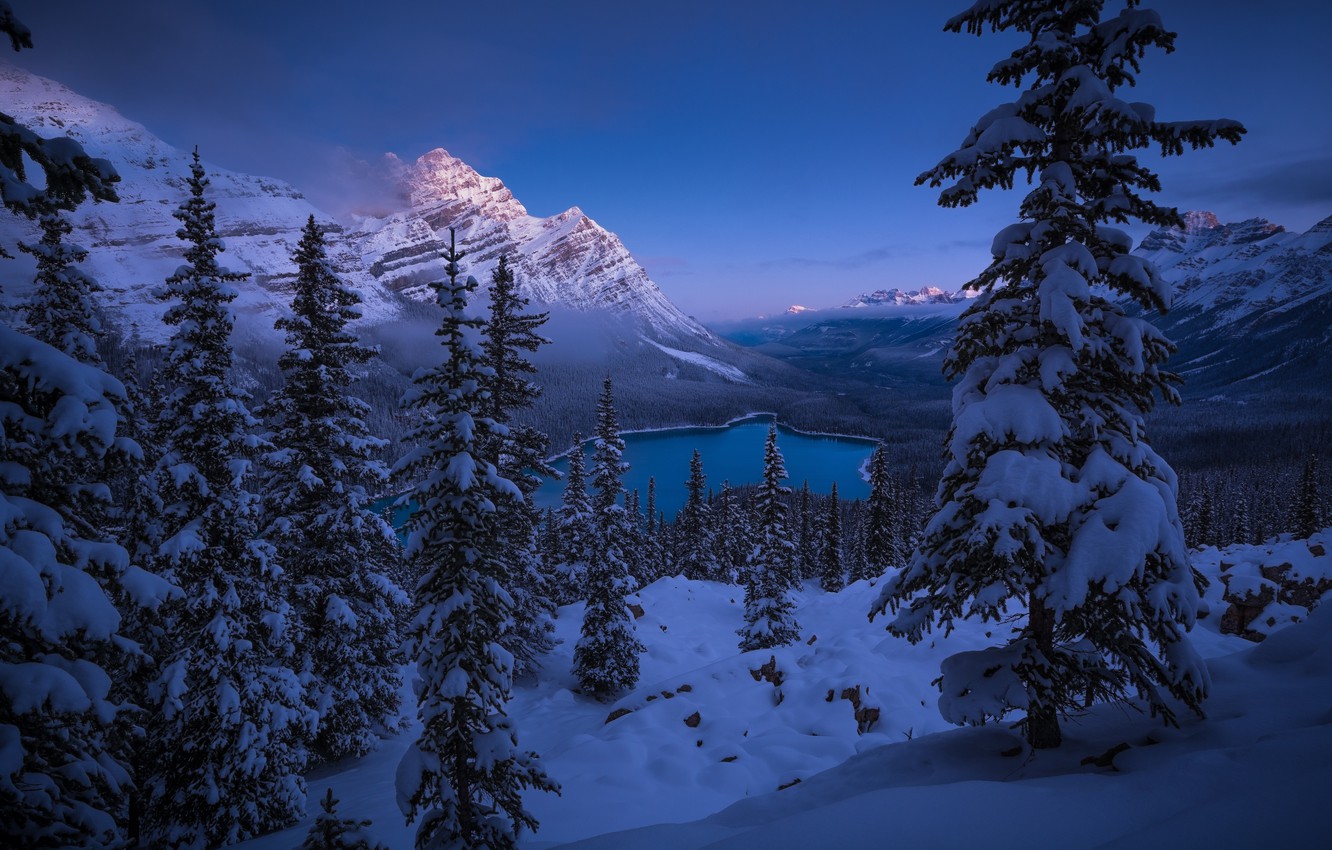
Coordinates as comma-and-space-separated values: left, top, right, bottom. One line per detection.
0, 64, 711, 345
233, 530, 1331, 850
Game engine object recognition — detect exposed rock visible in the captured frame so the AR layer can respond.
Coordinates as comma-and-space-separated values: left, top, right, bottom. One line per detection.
605, 707, 633, 724
684, 711, 701, 728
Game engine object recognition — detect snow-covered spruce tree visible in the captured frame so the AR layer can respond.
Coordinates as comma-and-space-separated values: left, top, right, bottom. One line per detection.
20, 210, 101, 363
676, 449, 718, 581
301, 788, 389, 850
552, 435, 593, 605
1292, 455, 1322, 539
394, 230, 556, 849
573, 376, 644, 699
479, 254, 557, 677
796, 481, 815, 579
819, 483, 846, 592
260, 215, 405, 763
712, 480, 750, 585
738, 424, 800, 651
140, 149, 312, 847
859, 443, 900, 581
640, 476, 667, 582
871, 1, 1244, 749
0, 11, 149, 846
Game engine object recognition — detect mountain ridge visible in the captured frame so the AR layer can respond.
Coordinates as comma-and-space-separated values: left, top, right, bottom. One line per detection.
0, 63, 711, 346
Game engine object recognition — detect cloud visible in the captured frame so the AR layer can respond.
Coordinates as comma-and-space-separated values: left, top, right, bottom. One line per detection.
1174, 153, 1332, 207
760, 245, 901, 271
298, 148, 410, 220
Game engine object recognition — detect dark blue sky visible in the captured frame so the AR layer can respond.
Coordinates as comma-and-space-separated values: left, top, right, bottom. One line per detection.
12, 1, 1332, 319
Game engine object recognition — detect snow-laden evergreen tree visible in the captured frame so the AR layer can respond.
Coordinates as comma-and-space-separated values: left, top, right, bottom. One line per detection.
819, 483, 846, 592
19, 210, 101, 363
0, 13, 166, 846
739, 424, 800, 651
573, 376, 644, 699
872, 1, 1244, 749
1292, 455, 1323, 539
796, 481, 815, 579
260, 215, 405, 763
301, 789, 390, 850
479, 255, 557, 676
640, 476, 667, 583
712, 480, 749, 585
394, 230, 556, 850
141, 150, 312, 847
860, 444, 900, 581
552, 436, 593, 605
676, 449, 719, 581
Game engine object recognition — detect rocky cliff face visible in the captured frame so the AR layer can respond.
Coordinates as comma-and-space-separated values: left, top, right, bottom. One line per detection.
0, 64, 712, 345
1133, 210, 1332, 391
349, 148, 711, 342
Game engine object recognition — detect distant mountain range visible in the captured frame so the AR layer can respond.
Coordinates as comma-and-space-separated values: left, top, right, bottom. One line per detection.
0, 63, 711, 346
724, 210, 1332, 398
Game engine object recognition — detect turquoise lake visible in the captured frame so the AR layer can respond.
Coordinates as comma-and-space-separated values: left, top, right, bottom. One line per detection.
534, 414, 878, 518
374, 415, 880, 527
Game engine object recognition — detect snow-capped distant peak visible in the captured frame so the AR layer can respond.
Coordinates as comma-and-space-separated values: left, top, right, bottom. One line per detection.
843, 286, 963, 308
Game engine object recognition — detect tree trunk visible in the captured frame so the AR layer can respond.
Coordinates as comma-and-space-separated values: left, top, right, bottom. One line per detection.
1027, 596, 1062, 749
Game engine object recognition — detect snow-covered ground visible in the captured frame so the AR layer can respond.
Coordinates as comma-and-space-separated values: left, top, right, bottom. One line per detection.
235, 534, 1331, 849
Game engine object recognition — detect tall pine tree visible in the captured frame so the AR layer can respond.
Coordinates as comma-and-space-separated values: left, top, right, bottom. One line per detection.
860, 443, 900, 581
394, 230, 555, 849
552, 435, 593, 605
479, 255, 557, 676
872, 1, 1243, 749
139, 150, 311, 847
819, 483, 846, 592
573, 377, 644, 699
739, 424, 800, 651
676, 449, 718, 581
261, 215, 405, 763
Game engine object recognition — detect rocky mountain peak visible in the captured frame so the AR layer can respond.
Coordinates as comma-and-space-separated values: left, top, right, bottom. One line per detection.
1182, 210, 1221, 234
404, 147, 527, 222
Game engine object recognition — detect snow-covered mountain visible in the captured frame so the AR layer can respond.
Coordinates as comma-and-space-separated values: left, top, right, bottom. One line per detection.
843, 286, 964, 308
0, 63, 711, 345
1140, 209, 1332, 315
1137, 210, 1332, 392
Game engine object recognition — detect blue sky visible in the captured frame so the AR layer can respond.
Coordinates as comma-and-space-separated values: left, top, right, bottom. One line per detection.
13, 1, 1332, 320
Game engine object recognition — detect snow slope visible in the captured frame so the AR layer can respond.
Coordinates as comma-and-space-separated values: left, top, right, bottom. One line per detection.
232, 531, 1330, 850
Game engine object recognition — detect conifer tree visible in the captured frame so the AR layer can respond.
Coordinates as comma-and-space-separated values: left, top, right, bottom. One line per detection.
819, 483, 846, 592
20, 210, 101, 363
394, 231, 556, 849
573, 376, 644, 699
676, 449, 718, 581
1, 16, 140, 841
553, 436, 593, 605
1292, 455, 1323, 539
739, 424, 800, 650
301, 789, 390, 850
712, 480, 748, 585
860, 444, 900, 581
478, 253, 558, 677
141, 150, 312, 848
872, 2, 1244, 749
797, 481, 815, 579
641, 476, 666, 581
261, 215, 405, 763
